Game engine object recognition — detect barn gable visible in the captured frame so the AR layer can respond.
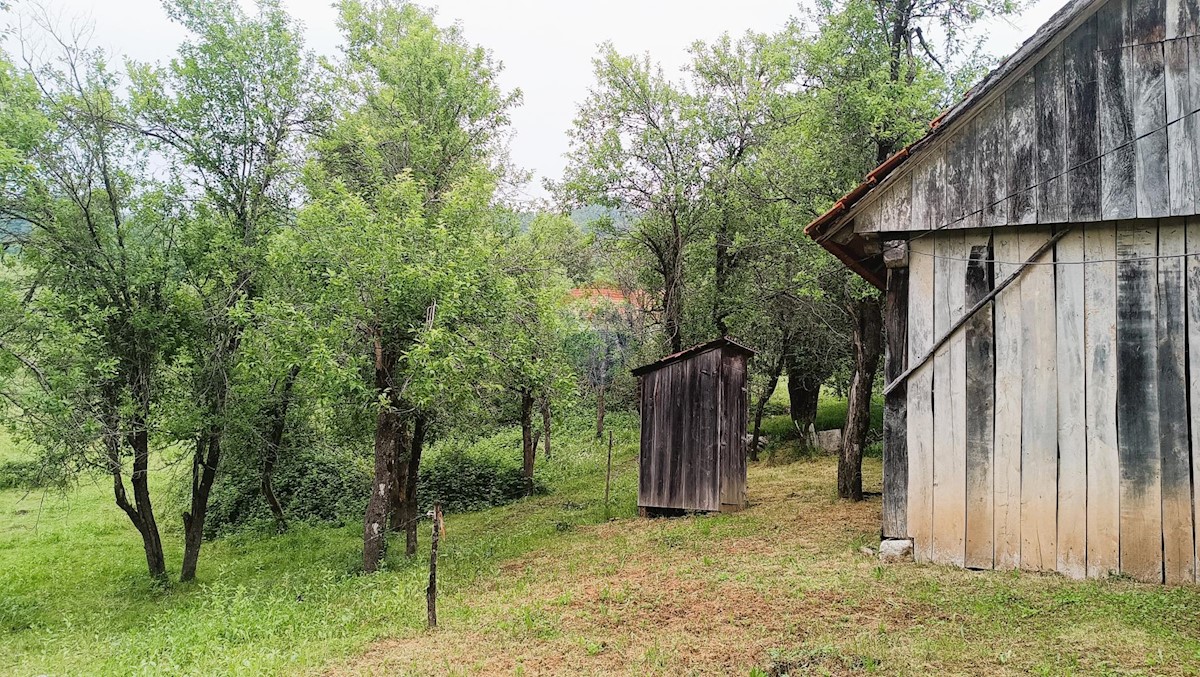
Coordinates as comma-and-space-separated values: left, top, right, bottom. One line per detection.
809, 0, 1200, 281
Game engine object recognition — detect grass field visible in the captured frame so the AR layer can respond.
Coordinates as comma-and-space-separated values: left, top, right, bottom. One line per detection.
3, 410, 1200, 676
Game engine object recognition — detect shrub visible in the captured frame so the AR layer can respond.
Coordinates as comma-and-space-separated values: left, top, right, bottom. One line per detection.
418, 434, 531, 513
197, 445, 371, 538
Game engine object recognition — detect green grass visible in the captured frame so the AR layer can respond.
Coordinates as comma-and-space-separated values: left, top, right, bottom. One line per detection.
5, 412, 1200, 676
0, 413, 642, 675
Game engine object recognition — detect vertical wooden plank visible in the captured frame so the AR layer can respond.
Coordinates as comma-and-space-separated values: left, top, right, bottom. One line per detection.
930, 145, 948, 231
1037, 45, 1068, 223
1169, 115, 1197, 216
1166, 0, 1199, 38
1116, 220, 1164, 583
1007, 75, 1038, 224
993, 227, 1024, 569
1019, 227, 1059, 572
1157, 219, 1193, 584
1056, 228, 1087, 579
907, 235, 936, 561
1191, 38, 1200, 113
893, 175, 912, 233
1067, 16, 1103, 221
1133, 43, 1171, 217
1085, 222, 1121, 577
964, 233, 995, 570
1186, 216, 1200, 582
979, 100, 1009, 226
1166, 39, 1192, 122
1099, 47, 1137, 218
883, 265, 910, 540
911, 159, 931, 231
643, 369, 652, 508
932, 231, 967, 567
1098, 0, 1132, 49
946, 131, 965, 225
1132, 0, 1168, 43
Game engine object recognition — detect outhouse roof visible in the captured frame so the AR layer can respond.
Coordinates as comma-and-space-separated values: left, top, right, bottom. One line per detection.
631, 337, 755, 377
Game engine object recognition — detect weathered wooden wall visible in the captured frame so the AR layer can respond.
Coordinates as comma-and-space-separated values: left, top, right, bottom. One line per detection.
637, 346, 749, 513
852, 0, 1200, 235
901, 219, 1199, 583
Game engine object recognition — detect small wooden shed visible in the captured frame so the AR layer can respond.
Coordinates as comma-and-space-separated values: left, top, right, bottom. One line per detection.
632, 338, 754, 515
808, 0, 1200, 584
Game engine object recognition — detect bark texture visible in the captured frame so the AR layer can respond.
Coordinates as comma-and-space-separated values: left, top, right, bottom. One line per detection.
521, 390, 536, 495
839, 296, 883, 501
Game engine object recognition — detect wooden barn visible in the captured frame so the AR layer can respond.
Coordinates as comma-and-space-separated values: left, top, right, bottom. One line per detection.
633, 338, 754, 515
808, 0, 1200, 583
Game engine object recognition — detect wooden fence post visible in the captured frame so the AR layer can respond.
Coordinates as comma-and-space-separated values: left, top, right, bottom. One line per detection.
426, 503, 442, 628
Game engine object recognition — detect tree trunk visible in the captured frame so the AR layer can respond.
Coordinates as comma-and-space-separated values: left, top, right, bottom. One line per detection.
785, 353, 822, 432
839, 296, 884, 501
750, 347, 787, 462
541, 397, 552, 460
181, 429, 221, 582
262, 365, 300, 534
521, 390, 535, 496
108, 420, 167, 581
404, 414, 427, 557
595, 382, 606, 440
388, 420, 415, 535
364, 406, 405, 573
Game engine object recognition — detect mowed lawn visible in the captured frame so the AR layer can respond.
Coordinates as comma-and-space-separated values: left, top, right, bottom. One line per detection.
3, 419, 1200, 676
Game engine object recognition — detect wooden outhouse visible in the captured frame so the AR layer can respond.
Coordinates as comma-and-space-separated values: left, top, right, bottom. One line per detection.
808, 0, 1200, 583
632, 338, 754, 515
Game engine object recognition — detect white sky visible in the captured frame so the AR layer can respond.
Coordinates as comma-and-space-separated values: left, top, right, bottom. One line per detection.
6, 0, 1066, 202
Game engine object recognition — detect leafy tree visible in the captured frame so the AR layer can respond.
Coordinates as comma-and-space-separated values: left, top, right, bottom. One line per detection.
295, 0, 519, 572
0, 37, 184, 579
128, 0, 318, 580
560, 46, 706, 353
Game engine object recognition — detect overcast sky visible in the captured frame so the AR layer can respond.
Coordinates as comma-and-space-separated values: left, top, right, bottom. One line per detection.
9, 0, 1066, 202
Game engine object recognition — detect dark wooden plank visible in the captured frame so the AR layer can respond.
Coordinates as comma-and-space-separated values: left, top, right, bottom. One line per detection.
1103, 143, 1138, 218
964, 234, 994, 570
1191, 38, 1200, 113
1007, 74, 1039, 224
1019, 227, 1058, 572
1116, 220, 1164, 583
1169, 116, 1197, 215
1037, 45, 1068, 223
1100, 47, 1134, 153
1085, 223, 1121, 577
1098, 0, 1132, 49
1132, 0, 1167, 43
638, 372, 654, 507
1066, 15, 1101, 166
979, 100, 1009, 226
1136, 128, 1171, 217
1055, 228, 1087, 579
931, 145, 948, 230
946, 131, 965, 225
1070, 159, 1103, 221
1133, 42, 1168, 138
1157, 219, 1193, 584
883, 265, 910, 540
1166, 38, 1192, 122
1065, 15, 1102, 222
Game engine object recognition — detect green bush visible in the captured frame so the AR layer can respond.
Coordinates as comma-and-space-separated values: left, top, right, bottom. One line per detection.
198, 445, 371, 538
418, 434, 531, 513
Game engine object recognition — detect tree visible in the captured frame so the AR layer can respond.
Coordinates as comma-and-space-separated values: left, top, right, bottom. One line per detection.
0, 35, 184, 579
128, 0, 317, 580
295, 0, 518, 572
560, 46, 706, 353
